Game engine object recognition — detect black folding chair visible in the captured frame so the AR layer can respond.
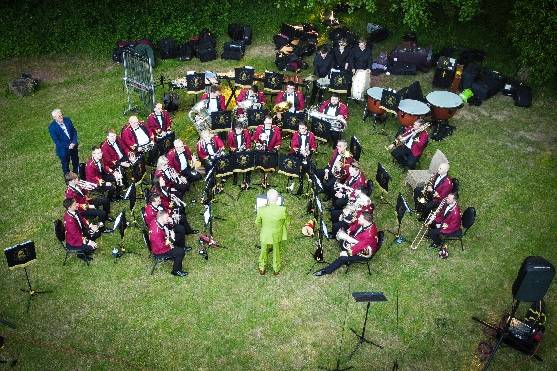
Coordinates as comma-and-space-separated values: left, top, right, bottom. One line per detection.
54, 219, 89, 266
142, 229, 172, 275
442, 207, 476, 251
345, 231, 384, 275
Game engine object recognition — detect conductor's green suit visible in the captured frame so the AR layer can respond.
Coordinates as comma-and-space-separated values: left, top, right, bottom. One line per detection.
256, 203, 288, 273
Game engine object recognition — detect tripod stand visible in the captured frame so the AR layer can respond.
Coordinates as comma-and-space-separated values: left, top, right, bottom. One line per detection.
347, 292, 386, 361
21, 267, 50, 312
387, 193, 412, 246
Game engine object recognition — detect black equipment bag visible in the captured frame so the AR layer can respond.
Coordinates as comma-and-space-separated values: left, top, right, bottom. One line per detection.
390, 47, 432, 72
163, 91, 180, 112
281, 23, 303, 39
502, 79, 520, 97
198, 47, 217, 62
112, 47, 124, 63
514, 85, 532, 108
388, 62, 417, 75
176, 42, 193, 61
329, 26, 357, 46
222, 41, 245, 60
158, 38, 177, 59
228, 23, 253, 45
458, 48, 486, 67
460, 62, 481, 90
197, 29, 216, 50
367, 23, 389, 43
472, 68, 505, 102
273, 33, 290, 49
433, 68, 454, 88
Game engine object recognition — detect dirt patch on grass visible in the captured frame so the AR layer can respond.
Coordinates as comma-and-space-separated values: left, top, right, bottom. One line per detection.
245, 44, 276, 58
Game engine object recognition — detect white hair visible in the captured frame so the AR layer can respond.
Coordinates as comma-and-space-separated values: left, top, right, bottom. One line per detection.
51, 108, 62, 118
267, 188, 279, 204
174, 139, 183, 147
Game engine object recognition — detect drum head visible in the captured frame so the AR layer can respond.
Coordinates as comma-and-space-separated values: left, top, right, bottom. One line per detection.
398, 99, 430, 115
367, 87, 383, 100
426, 91, 463, 109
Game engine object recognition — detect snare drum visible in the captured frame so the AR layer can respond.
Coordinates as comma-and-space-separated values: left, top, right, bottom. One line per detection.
366, 87, 385, 115
351, 69, 371, 100
397, 99, 430, 127
426, 91, 463, 121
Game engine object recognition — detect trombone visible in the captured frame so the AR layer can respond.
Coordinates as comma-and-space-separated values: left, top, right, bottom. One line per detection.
410, 197, 447, 250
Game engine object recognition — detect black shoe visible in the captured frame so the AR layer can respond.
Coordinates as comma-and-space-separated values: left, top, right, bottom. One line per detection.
184, 246, 193, 253
77, 253, 92, 262
429, 242, 438, 249
313, 270, 326, 277
172, 270, 188, 277
186, 229, 199, 235
107, 217, 115, 222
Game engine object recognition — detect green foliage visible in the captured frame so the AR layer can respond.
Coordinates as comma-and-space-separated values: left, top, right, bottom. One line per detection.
510, 0, 557, 86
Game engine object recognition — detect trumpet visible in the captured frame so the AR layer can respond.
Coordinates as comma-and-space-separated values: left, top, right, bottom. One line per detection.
410, 197, 447, 250
386, 121, 431, 151
77, 180, 98, 190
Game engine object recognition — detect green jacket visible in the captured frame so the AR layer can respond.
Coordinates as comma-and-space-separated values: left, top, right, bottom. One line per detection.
256, 204, 288, 245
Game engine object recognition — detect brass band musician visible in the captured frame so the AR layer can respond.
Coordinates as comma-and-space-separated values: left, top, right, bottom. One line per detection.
227, 121, 253, 189
426, 193, 462, 249
389, 119, 430, 170
317, 139, 353, 199
413, 162, 454, 221
290, 122, 317, 195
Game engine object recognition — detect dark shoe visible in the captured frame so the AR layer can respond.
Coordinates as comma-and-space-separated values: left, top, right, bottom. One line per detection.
430, 242, 438, 249
77, 253, 92, 262
185, 246, 193, 253
172, 270, 188, 277
258, 268, 266, 275
313, 270, 326, 277
273, 271, 280, 276
186, 229, 199, 235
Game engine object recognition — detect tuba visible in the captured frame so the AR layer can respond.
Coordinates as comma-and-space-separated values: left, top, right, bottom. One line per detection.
308, 106, 346, 132
188, 100, 211, 134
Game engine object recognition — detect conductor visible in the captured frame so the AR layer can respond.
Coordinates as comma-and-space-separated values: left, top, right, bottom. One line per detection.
256, 189, 288, 276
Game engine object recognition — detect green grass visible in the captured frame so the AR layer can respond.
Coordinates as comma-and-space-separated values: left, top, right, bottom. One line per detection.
1, 33, 557, 371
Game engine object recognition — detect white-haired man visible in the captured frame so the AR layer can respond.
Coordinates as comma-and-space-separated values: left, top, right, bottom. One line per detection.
256, 189, 288, 275
48, 108, 79, 176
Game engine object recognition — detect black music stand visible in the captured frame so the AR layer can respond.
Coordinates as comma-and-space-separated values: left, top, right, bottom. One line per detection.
375, 163, 391, 205
210, 111, 232, 133
213, 154, 236, 201
233, 151, 255, 197
283, 112, 305, 133
348, 292, 386, 361
379, 88, 401, 115
234, 67, 255, 87
329, 70, 351, 92
264, 71, 284, 91
247, 108, 266, 128
155, 131, 175, 156
349, 136, 362, 162
186, 73, 205, 92
108, 211, 131, 260
254, 150, 278, 188
277, 154, 302, 195
310, 116, 332, 142
307, 199, 330, 274
4, 241, 51, 312
123, 183, 141, 229
387, 193, 412, 246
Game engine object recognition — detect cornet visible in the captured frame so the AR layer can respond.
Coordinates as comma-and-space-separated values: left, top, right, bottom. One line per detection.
77, 180, 98, 190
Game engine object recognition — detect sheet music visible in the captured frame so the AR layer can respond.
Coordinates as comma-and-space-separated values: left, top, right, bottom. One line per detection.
321, 220, 329, 238
112, 212, 124, 230
204, 205, 211, 225
255, 195, 284, 211
204, 167, 214, 182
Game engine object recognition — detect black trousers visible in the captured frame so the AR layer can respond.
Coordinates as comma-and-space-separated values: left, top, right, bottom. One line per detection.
427, 227, 462, 246
181, 168, 202, 183
315, 168, 336, 198
155, 247, 185, 273
323, 255, 368, 274
391, 146, 419, 169
329, 131, 342, 148
332, 220, 350, 237
60, 147, 79, 175
175, 207, 196, 234
83, 207, 107, 223
67, 243, 95, 254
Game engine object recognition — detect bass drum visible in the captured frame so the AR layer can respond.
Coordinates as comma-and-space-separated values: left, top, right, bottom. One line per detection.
351, 69, 371, 101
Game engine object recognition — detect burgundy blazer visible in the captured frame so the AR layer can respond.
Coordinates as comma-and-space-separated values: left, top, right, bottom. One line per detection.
167, 146, 193, 173
196, 135, 225, 161
146, 110, 172, 135
275, 90, 305, 111
144, 203, 159, 227
348, 222, 378, 256
63, 211, 88, 247
121, 123, 153, 155
433, 175, 453, 202
148, 222, 172, 255
227, 129, 252, 151
236, 89, 265, 114
100, 137, 127, 169
434, 203, 462, 234
65, 186, 90, 211
399, 126, 429, 158
319, 100, 349, 119
85, 159, 111, 185
252, 125, 282, 150
290, 131, 317, 153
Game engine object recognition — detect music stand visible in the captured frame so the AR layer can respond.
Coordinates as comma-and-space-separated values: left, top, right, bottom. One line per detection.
388, 193, 412, 245
210, 111, 232, 133
247, 108, 266, 128
234, 67, 255, 87
4, 241, 50, 312
233, 150, 255, 197
107, 211, 132, 259
283, 112, 305, 133
278, 154, 302, 194
375, 163, 391, 205
310, 116, 332, 142
348, 292, 386, 361
264, 71, 284, 90
349, 136, 362, 162
379, 88, 401, 115
254, 150, 278, 188
329, 70, 351, 93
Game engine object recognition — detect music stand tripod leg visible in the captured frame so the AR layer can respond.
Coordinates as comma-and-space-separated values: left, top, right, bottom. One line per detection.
348, 302, 383, 361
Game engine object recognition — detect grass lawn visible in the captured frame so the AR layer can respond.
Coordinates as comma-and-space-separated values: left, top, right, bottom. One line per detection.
0, 34, 556, 370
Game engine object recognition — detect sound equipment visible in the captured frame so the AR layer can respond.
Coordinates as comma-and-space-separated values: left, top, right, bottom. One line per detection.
512, 256, 555, 302
389, 62, 416, 75
158, 38, 177, 59
460, 62, 481, 90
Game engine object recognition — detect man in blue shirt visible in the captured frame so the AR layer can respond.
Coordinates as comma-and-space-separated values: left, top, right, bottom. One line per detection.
48, 108, 79, 176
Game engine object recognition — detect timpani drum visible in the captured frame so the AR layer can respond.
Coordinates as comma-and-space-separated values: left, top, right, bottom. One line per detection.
426, 91, 463, 121
397, 99, 430, 127
366, 87, 385, 115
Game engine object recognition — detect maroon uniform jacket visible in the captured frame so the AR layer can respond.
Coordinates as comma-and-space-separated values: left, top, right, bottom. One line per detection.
149, 221, 172, 255
343, 172, 367, 200
236, 89, 265, 114
151, 186, 172, 211
121, 123, 153, 155
319, 100, 349, 120
153, 167, 182, 189
327, 149, 354, 181
65, 185, 90, 212
63, 211, 89, 247
432, 175, 453, 202
196, 135, 225, 161
143, 203, 160, 228
227, 129, 252, 151
290, 131, 318, 154
434, 203, 462, 234
275, 90, 305, 112
400, 126, 429, 158
146, 110, 172, 136
100, 137, 127, 170
252, 125, 282, 150
200, 93, 226, 111
348, 222, 378, 256
167, 146, 194, 173
85, 158, 112, 185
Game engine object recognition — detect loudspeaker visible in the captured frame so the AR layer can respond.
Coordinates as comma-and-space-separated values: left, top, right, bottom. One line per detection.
512, 256, 555, 302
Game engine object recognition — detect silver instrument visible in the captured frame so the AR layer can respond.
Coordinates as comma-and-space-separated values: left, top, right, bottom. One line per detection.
308, 107, 346, 132
188, 100, 211, 134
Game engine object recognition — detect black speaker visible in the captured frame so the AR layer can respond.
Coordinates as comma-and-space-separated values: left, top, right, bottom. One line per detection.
512, 256, 555, 302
